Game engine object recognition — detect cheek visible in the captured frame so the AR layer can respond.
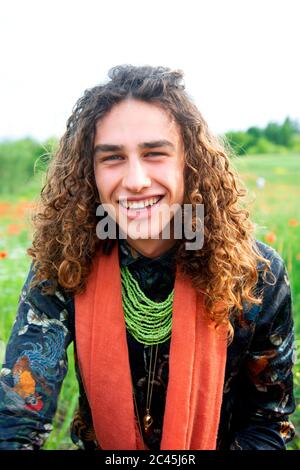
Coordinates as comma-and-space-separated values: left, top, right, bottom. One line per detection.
176, 182, 185, 205
94, 170, 102, 192
94, 173, 108, 203
159, 168, 184, 200
94, 169, 115, 201
170, 167, 185, 201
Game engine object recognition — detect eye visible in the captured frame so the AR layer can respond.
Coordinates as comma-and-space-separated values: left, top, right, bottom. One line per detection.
100, 152, 165, 162
102, 155, 124, 161
145, 152, 165, 157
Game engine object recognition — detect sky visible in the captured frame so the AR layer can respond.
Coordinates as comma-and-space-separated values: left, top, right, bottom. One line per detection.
0, 0, 299, 141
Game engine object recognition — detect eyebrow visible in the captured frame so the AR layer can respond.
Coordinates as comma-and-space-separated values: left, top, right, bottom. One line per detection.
93, 139, 175, 156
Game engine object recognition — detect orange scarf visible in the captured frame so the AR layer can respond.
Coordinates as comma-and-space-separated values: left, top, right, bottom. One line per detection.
75, 243, 227, 450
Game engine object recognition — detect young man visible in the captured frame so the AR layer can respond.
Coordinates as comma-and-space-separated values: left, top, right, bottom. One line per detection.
0, 65, 296, 450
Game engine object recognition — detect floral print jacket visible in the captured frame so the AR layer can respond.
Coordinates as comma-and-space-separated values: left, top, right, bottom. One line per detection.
0, 239, 296, 450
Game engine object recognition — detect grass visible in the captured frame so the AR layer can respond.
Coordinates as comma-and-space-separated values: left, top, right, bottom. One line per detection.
0, 152, 300, 449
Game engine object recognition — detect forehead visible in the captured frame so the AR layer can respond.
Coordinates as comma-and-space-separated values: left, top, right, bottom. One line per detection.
94, 99, 182, 147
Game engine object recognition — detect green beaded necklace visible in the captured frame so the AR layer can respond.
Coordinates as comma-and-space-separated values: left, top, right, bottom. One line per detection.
121, 266, 174, 345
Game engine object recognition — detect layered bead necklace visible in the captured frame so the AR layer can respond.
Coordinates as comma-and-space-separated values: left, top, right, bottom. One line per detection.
121, 266, 174, 435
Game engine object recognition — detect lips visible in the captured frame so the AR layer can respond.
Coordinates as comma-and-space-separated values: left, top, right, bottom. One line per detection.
119, 195, 163, 210
118, 195, 165, 220
118, 194, 164, 203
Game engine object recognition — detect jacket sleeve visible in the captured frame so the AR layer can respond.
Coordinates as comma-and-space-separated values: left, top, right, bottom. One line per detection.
229, 249, 296, 450
0, 264, 73, 449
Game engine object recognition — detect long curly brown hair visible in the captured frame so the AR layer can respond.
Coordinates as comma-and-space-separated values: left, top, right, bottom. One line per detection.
28, 64, 272, 341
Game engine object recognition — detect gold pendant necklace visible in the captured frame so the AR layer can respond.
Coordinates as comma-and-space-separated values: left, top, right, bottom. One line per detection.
143, 342, 159, 433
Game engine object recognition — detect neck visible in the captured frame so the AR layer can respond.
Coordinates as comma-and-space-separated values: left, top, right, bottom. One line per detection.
125, 237, 177, 259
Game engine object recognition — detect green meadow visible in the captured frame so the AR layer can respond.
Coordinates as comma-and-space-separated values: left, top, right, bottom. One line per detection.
0, 153, 299, 449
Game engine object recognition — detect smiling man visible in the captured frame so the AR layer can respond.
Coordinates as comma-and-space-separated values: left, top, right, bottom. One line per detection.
93, 99, 185, 257
0, 65, 295, 450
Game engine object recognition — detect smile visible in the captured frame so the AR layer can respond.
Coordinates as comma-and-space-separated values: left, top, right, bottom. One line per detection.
119, 196, 163, 210
118, 195, 165, 220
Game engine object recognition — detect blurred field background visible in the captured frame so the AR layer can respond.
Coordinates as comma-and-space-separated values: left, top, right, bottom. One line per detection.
0, 119, 300, 449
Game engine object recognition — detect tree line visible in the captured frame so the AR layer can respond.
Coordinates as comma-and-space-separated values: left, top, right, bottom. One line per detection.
0, 117, 299, 194
225, 117, 300, 155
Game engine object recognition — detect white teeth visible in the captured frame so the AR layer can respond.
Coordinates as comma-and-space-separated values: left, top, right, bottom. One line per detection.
119, 196, 161, 209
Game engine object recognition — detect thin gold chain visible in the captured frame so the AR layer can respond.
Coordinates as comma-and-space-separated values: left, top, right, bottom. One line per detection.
132, 382, 145, 449
132, 341, 160, 448
146, 343, 159, 412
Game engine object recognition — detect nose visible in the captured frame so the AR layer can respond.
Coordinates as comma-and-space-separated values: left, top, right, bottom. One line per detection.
122, 159, 151, 193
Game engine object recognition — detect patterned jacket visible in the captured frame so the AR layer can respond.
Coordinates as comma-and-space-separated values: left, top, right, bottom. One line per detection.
0, 239, 296, 450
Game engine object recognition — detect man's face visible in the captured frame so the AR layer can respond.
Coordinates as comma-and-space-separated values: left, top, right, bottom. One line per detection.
93, 99, 185, 256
